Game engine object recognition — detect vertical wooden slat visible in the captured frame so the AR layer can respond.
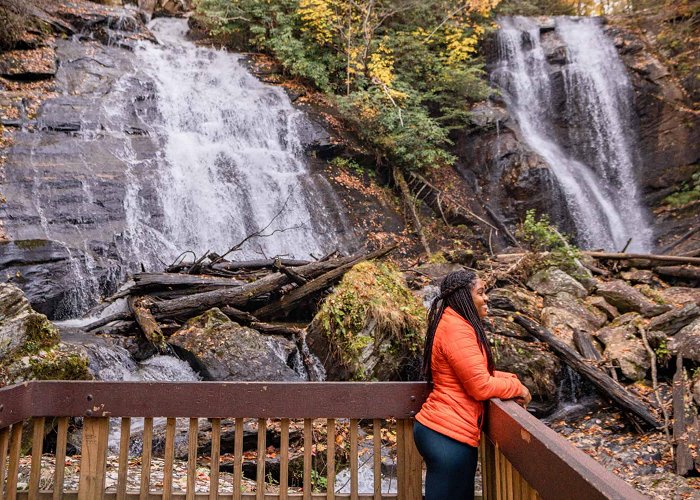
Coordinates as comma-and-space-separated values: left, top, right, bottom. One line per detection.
505, 459, 514, 500
209, 418, 221, 500
163, 418, 177, 500
349, 419, 358, 500
116, 417, 131, 500
279, 419, 289, 500
372, 419, 381, 499
256, 418, 266, 500
402, 420, 422, 500
326, 419, 335, 500
303, 419, 312, 500
481, 435, 497, 500
233, 418, 243, 500
140, 417, 154, 500
187, 418, 198, 500
29, 417, 46, 499
511, 466, 521, 500
0, 426, 11, 499
53, 417, 69, 500
6, 422, 23, 500
493, 444, 501, 500
78, 417, 109, 500
395, 420, 404, 500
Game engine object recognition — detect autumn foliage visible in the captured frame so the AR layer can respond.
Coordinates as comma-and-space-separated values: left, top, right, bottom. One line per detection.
197, 0, 500, 172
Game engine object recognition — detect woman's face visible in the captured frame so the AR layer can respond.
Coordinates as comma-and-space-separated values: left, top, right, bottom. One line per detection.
470, 278, 489, 318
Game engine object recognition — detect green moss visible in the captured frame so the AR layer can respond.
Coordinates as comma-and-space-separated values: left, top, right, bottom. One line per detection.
663, 170, 700, 208
314, 261, 426, 380
28, 351, 91, 381
14, 239, 50, 251
21, 313, 59, 355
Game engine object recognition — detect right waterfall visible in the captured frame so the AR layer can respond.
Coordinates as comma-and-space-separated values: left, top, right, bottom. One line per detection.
492, 16, 653, 252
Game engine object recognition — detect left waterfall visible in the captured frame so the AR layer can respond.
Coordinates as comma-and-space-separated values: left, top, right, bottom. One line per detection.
0, 18, 352, 318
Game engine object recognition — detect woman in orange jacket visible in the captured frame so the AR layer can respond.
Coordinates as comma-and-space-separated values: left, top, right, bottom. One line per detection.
414, 270, 531, 500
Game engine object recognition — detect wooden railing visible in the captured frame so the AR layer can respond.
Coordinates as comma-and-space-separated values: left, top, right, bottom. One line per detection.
0, 381, 647, 500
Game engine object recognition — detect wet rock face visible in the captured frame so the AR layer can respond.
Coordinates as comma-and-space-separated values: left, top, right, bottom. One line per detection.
0, 239, 121, 318
605, 24, 700, 203
168, 308, 302, 381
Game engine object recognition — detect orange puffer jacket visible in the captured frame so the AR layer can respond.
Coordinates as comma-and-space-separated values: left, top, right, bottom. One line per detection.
415, 307, 525, 447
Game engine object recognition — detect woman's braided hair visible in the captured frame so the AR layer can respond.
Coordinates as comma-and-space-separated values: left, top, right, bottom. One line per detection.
421, 270, 495, 382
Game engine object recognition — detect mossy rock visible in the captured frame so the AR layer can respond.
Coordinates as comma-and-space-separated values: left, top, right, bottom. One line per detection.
1, 343, 92, 385
307, 261, 426, 381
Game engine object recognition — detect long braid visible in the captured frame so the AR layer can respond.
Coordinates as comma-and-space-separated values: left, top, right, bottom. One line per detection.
421, 270, 495, 383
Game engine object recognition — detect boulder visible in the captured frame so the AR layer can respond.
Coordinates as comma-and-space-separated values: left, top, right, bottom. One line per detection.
488, 285, 542, 320
585, 296, 619, 321
647, 303, 700, 337
492, 336, 561, 412
0, 283, 91, 385
543, 292, 607, 329
595, 280, 671, 318
540, 306, 598, 349
595, 315, 649, 381
168, 308, 301, 381
307, 262, 425, 381
486, 315, 530, 340
0, 283, 59, 361
619, 269, 656, 285
669, 318, 700, 362
658, 287, 700, 307
527, 268, 587, 298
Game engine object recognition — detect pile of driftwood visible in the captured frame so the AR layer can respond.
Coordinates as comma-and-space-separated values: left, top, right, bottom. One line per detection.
83, 245, 396, 348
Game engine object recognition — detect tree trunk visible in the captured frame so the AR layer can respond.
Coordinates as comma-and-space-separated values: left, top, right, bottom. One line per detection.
513, 313, 661, 428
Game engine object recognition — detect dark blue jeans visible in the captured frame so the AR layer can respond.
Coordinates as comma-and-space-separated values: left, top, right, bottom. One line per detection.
413, 421, 478, 500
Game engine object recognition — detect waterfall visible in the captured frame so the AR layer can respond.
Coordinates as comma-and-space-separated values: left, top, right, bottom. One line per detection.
118, 18, 351, 270
492, 16, 653, 252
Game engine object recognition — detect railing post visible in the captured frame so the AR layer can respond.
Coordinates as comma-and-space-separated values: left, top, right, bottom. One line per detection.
78, 417, 109, 500
397, 419, 423, 500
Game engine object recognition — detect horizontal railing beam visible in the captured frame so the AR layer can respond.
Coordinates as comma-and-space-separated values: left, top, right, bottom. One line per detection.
485, 399, 648, 500
0, 381, 430, 425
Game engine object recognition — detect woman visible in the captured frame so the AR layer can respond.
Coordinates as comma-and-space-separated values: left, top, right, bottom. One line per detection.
414, 270, 531, 500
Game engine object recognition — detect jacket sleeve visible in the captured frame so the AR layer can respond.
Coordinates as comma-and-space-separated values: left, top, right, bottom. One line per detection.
442, 322, 524, 401
495, 370, 518, 379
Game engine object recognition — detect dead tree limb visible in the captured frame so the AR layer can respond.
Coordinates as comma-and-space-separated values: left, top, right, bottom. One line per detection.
84, 310, 133, 332
252, 244, 398, 319
584, 252, 700, 266
513, 313, 661, 428
639, 326, 672, 454
127, 296, 166, 351
211, 258, 310, 272
151, 246, 395, 320
394, 166, 431, 255
673, 355, 694, 475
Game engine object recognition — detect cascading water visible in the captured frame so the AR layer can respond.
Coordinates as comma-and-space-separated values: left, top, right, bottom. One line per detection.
117, 18, 351, 271
492, 16, 653, 252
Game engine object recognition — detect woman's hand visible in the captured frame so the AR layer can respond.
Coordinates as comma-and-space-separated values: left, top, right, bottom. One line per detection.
514, 386, 531, 408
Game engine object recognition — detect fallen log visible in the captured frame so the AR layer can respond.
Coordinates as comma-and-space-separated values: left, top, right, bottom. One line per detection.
211, 258, 310, 272
655, 265, 700, 281
253, 244, 398, 319
128, 296, 166, 350
660, 226, 700, 254
584, 251, 700, 266
151, 246, 395, 320
513, 313, 661, 428
673, 355, 694, 475
128, 273, 246, 296
573, 329, 602, 361
494, 251, 700, 267
84, 310, 133, 332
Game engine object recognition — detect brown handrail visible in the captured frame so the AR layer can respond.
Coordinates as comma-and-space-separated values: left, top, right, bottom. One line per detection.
0, 381, 649, 499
